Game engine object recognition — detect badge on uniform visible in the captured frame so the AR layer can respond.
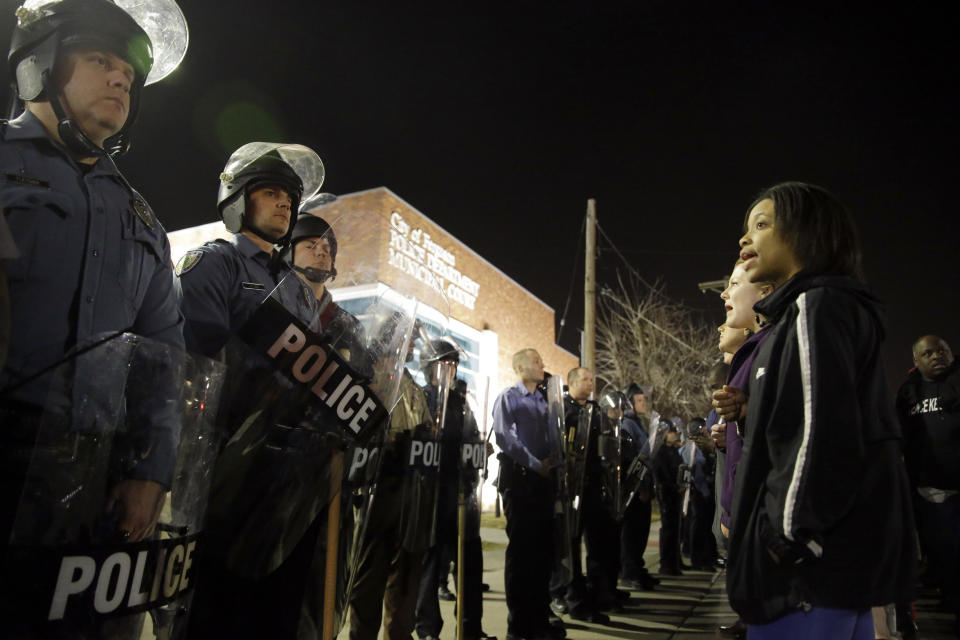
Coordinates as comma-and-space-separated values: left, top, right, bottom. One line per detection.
176, 250, 204, 276
131, 198, 154, 229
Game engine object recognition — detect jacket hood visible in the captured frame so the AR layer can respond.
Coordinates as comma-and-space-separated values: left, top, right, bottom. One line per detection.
753, 273, 887, 338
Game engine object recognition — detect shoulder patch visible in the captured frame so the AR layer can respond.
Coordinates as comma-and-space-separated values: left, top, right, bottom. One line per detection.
176, 250, 204, 276
131, 197, 155, 229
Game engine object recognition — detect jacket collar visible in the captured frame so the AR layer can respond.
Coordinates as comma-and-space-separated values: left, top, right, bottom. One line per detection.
5, 111, 118, 178
753, 272, 868, 323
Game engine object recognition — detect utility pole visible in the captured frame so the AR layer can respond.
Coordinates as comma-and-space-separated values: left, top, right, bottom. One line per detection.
584, 199, 596, 371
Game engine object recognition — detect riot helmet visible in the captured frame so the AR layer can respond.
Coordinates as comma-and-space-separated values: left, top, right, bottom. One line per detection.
9, 0, 188, 157
622, 382, 644, 400
217, 142, 325, 247
285, 197, 338, 283
686, 417, 707, 438
599, 389, 629, 413
420, 338, 460, 367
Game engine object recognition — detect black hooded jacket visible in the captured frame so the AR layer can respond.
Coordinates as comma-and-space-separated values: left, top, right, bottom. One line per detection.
726, 274, 916, 623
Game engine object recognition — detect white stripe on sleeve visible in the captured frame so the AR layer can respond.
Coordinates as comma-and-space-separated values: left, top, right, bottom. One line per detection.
783, 292, 814, 542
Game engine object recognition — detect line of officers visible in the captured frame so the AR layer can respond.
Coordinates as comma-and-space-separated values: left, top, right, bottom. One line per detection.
490, 349, 715, 640
0, 1, 500, 639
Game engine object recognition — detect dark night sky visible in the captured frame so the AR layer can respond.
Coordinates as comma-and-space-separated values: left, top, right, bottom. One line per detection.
4, 0, 957, 384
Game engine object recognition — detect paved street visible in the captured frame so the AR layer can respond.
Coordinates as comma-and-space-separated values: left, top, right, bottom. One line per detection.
446, 518, 738, 640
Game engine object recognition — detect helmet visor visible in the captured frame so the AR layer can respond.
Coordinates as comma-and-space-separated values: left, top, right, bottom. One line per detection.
221, 142, 325, 205
21, 0, 188, 85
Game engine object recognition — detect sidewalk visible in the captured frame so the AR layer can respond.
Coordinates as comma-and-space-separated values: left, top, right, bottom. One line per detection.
430, 518, 739, 640
454, 518, 957, 640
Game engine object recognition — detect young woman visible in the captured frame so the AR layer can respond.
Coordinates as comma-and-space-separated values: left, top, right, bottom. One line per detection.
714, 261, 774, 538
725, 182, 916, 640
710, 269, 774, 640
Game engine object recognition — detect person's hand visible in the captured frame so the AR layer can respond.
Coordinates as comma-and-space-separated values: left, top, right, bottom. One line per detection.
721, 523, 730, 538
536, 454, 559, 477
710, 421, 727, 448
105, 479, 167, 542
712, 385, 747, 422
485, 441, 495, 457
692, 434, 715, 453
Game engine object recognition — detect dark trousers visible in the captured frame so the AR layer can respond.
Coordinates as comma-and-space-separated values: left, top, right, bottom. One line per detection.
582, 489, 620, 603
620, 497, 652, 580
687, 488, 717, 568
917, 493, 960, 632
416, 482, 483, 639
550, 482, 617, 613
657, 486, 682, 572
188, 516, 323, 639
502, 469, 555, 637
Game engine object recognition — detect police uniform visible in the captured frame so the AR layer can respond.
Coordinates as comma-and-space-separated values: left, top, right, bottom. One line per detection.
1, 111, 184, 634
619, 410, 655, 586
415, 387, 485, 640
349, 368, 434, 640
179, 232, 334, 638
553, 395, 619, 616
1, 111, 183, 537
1, 112, 184, 403
0, 209, 18, 259
177, 232, 311, 358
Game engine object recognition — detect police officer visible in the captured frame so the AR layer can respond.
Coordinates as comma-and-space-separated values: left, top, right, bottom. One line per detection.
178, 143, 328, 638
549, 367, 614, 623
493, 348, 564, 640
348, 334, 434, 640
177, 141, 325, 359
1, 0, 187, 551
415, 341, 493, 640
284, 194, 365, 363
618, 383, 658, 590
653, 418, 684, 576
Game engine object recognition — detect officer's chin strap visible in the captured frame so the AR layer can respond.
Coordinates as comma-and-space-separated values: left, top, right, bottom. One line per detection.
292, 265, 337, 284
43, 74, 101, 159
42, 72, 130, 159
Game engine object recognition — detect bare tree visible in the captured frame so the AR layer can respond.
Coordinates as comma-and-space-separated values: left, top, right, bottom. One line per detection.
595, 273, 718, 420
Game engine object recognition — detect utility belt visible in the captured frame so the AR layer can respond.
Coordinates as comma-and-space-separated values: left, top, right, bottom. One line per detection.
496, 452, 553, 494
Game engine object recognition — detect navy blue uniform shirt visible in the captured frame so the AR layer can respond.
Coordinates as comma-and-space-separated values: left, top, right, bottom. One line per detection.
0, 112, 184, 402
1, 111, 184, 485
178, 233, 319, 358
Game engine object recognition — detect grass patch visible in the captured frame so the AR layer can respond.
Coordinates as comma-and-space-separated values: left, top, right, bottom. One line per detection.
480, 514, 506, 529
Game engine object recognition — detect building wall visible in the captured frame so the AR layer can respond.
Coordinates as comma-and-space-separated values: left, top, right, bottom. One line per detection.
336, 187, 579, 393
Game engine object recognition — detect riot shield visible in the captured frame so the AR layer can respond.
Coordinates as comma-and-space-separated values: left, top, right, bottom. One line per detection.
203, 271, 392, 581
597, 387, 626, 522
287, 204, 452, 638
194, 252, 425, 639
2, 332, 225, 639
545, 374, 575, 586
618, 410, 666, 519
566, 401, 592, 534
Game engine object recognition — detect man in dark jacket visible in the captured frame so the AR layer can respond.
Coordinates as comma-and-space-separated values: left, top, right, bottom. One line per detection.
897, 335, 960, 633
653, 419, 683, 576
724, 182, 916, 638
619, 383, 658, 590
